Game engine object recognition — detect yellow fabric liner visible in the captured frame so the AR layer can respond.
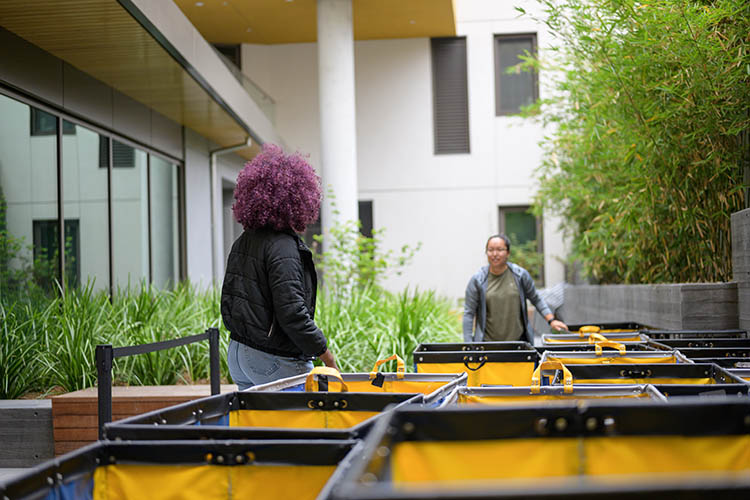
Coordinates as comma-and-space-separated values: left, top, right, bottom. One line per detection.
457, 393, 647, 405
416, 362, 535, 387
390, 435, 750, 488
392, 439, 579, 484
229, 409, 379, 429
572, 378, 712, 385
343, 379, 448, 395
585, 436, 750, 475
546, 355, 678, 365
93, 464, 335, 500
546, 334, 642, 343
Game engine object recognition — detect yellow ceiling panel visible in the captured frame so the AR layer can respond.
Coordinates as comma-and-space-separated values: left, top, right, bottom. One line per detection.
173, 0, 456, 45
0, 0, 256, 158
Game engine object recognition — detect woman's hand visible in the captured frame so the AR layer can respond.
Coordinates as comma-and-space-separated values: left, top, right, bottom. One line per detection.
550, 319, 568, 332
319, 349, 338, 370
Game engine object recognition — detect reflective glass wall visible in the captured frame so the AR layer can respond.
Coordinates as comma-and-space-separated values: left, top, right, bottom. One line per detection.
0, 91, 182, 295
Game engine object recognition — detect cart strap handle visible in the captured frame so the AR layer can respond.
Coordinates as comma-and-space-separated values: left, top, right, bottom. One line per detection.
578, 325, 601, 337
370, 354, 405, 380
587, 332, 609, 344
305, 366, 348, 392
595, 340, 627, 355
462, 355, 487, 371
531, 360, 573, 394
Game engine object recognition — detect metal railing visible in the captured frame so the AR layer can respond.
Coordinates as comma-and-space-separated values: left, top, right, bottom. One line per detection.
212, 46, 276, 125
95, 327, 221, 438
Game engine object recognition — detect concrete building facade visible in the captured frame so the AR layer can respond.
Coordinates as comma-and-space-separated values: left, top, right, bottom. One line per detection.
0, 0, 566, 301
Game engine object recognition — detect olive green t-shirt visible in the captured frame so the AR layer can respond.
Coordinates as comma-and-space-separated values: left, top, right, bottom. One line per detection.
484, 268, 524, 341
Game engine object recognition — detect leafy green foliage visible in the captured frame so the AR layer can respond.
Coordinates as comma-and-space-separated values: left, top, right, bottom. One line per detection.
313, 207, 421, 294
317, 286, 461, 373
526, 0, 749, 283
509, 236, 545, 285
0, 281, 230, 398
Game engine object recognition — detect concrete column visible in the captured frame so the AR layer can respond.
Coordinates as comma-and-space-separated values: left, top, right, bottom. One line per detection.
317, 0, 358, 242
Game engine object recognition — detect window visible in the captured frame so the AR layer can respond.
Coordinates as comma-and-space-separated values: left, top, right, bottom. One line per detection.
499, 206, 543, 283
431, 37, 470, 154
112, 146, 149, 287
358, 200, 373, 238
63, 121, 109, 291
300, 200, 373, 252
494, 34, 538, 115
30, 108, 75, 135
33, 219, 80, 288
99, 137, 135, 168
1, 90, 183, 295
150, 156, 180, 288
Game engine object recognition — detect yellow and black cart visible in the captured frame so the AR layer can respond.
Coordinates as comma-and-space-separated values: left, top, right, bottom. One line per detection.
443, 384, 664, 406
440, 360, 666, 405
540, 342, 690, 365
413, 342, 538, 387
105, 382, 422, 442
565, 322, 645, 334
541, 331, 650, 346
249, 358, 467, 406
643, 328, 748, 340
325, 399, 750, 499
651, 346, 750, 362
649, 338, 750, 349
0, 439, 359, 500
547, 362, 746, 386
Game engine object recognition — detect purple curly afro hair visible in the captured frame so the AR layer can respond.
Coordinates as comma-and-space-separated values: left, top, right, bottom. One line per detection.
232, 144, 321, 233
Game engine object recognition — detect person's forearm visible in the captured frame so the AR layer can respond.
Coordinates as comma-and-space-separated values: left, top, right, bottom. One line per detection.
319, 348, 338, 370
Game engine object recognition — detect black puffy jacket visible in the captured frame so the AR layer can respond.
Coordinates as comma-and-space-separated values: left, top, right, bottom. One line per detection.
220, 228, 327, 359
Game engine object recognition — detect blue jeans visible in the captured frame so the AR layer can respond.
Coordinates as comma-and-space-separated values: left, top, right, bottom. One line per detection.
227, 339, 313, 390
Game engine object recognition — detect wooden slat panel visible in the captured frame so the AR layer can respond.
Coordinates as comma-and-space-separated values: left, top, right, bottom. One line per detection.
50, 384, 237, 456
53, 399, 197, 417
55, 441, 93, 457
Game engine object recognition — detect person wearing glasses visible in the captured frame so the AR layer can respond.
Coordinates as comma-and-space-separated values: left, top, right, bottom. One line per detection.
463, 234, 568, 343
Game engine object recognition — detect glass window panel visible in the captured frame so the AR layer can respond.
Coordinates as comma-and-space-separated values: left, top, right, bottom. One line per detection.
149, 155, 179, 288
496, 36, 536, 115
502, 209, 537, 246
0, 94, 60, 294
62, 120, 109, 290
112, 141, 148, 289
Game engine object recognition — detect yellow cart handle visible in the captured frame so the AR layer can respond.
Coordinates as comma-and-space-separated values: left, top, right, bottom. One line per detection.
587, 332, 609, 344
305, 366, 348, 392
531, 360, 573, 394
578, 325, 601, 337
369, 354, 405, 379
594, 340, 627, 355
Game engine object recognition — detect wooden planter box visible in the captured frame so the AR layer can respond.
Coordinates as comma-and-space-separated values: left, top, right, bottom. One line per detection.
51, 384, 237, 456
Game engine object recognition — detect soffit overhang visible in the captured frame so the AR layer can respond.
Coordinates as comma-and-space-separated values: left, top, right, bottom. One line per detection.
173, 0, 457, 44
0, 0, 275, 159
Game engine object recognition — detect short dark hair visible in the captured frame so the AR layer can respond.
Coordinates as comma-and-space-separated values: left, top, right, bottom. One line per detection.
485, 233, 511, 252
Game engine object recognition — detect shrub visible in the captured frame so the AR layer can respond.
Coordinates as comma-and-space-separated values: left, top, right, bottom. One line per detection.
524, 0, 749, 283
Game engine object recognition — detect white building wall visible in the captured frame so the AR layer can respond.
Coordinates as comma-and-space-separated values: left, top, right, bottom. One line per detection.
240, 0, 566, 300
183, 128, 248, 287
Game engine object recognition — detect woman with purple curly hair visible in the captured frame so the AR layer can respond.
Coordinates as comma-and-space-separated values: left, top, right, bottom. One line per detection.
221, 144, 337, 389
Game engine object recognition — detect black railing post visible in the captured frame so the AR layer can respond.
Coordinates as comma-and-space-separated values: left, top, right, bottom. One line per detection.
208, 327, 220, 395
96, 344, 114, 438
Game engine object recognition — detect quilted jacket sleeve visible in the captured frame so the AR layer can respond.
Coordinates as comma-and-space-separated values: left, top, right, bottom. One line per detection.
266, 237, 327, 357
